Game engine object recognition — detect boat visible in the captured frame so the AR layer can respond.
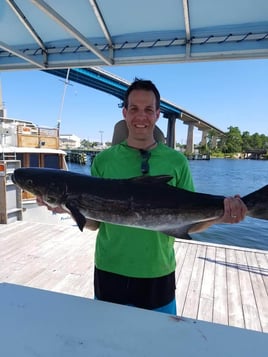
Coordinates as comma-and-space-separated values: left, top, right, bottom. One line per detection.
0, 116, 72, 225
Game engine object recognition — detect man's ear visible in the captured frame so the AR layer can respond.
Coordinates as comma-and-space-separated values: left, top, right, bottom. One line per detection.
122, 107, 127, 118
155, 108, 161, 121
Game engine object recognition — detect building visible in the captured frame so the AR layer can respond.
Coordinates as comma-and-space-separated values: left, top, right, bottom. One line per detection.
59, 134, 81, 149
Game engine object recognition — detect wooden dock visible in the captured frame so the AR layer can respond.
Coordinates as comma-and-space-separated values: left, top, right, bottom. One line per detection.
0, 221, 267, 333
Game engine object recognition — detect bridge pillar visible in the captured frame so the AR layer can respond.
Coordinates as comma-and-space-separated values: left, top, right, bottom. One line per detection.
212, 136, 217, 148
166, 115, 177, 148
186, 124, 194, 153
201, 130, 208, 146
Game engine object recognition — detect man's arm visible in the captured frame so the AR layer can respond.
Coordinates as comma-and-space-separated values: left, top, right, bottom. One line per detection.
189, 195, 248, 234
84, 219, 100, 231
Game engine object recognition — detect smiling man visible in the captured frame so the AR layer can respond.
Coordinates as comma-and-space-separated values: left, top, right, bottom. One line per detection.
87, 78, 247, 314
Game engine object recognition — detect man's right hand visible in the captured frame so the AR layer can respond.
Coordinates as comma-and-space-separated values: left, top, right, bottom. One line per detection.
36, 196, 100, 231
36, 196, 69, 214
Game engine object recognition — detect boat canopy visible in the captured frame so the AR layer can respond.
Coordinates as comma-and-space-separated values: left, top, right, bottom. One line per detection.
0, 0, 267, 71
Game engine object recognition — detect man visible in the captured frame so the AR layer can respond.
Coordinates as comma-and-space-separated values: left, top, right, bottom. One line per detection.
38, 79, 247, 314
84, 79, 247, 314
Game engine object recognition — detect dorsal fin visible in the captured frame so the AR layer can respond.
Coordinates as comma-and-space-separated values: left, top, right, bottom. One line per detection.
130, 175, 173, 185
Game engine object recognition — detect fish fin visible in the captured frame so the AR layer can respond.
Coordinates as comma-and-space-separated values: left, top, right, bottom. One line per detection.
160, 225, 193, 240
242, 184, 268, 220
130, 175, 173, 185
65, 201, 86, 231
161, 219, 218, 240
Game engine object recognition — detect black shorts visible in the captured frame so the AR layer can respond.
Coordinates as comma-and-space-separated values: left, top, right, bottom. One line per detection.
94, 267, 176, 310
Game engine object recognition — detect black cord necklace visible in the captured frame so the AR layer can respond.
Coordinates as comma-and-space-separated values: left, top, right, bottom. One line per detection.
127, 140, 157, 151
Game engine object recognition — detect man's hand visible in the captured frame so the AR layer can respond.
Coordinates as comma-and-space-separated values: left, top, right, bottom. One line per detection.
219, 195, 248, 224
36, 196, 100, 231
36, 196, 68, 214
189, 194, 248, 234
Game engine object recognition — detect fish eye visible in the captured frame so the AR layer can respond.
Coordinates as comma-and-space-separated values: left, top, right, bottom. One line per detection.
26, 179, 33, 186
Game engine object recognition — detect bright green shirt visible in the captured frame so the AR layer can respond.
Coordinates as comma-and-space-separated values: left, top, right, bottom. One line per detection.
91, 141, 194, 278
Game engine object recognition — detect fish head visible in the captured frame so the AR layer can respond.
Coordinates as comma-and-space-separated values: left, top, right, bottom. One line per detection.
12, 168, 66, 207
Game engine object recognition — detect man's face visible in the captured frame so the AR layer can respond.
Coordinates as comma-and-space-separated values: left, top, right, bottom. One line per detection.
123, 89, 160, 140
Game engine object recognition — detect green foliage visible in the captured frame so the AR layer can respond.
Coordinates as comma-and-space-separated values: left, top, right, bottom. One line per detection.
80, 139, 93, 149
215, 127, 268, 154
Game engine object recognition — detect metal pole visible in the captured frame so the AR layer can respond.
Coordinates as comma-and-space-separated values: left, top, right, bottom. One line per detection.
57, 68, 70, 130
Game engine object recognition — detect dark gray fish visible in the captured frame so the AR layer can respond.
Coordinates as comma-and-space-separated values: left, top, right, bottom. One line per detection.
12, 168, 268, 239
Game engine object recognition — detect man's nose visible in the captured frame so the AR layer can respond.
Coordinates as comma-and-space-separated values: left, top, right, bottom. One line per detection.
135, 109, 148, 117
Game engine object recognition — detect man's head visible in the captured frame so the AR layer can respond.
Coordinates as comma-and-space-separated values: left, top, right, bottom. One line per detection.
123, 79, 160, 110
122, 79, 161, 144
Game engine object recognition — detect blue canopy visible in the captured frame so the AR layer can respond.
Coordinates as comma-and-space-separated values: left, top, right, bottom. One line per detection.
0, 0, 267, 70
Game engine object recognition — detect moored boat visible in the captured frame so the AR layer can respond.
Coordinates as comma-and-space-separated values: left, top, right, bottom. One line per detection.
0, 117, 71, 224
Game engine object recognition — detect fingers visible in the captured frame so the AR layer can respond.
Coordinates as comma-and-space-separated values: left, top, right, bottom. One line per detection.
36, 196, 68, 214
36, 196, 45, 206
36, 196, 51, 210
52, 206, 68, 214
222, 196, 248, 224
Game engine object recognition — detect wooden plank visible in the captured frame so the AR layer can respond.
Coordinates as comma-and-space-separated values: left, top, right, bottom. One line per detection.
175, 243, 197, 316
182, 244, 206, 319
198, 245, 216, 322
236, 249, 262, 332
225, 248, 245, 329
246, 251, 268, 332
213, 246, 228, 325
174, 240, 188, 283
255, 251, 268, 294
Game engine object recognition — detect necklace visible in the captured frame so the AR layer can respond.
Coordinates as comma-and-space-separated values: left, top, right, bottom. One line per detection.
127, 140, 157, 151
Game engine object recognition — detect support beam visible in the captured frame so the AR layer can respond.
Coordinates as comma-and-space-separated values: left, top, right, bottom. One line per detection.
201, 130, 209, 146
31, 0, 113, 65
166, 116, 177, 148
212, 136, 217, 148
186, 123, 194, 153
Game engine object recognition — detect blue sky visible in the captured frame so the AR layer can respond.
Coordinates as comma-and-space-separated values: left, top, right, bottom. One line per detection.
0, 59, 267, 144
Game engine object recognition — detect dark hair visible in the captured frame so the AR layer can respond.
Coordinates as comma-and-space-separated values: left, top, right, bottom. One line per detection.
123, 78, 160, 110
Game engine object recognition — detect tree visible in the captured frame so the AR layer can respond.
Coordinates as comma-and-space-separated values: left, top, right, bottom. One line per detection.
224, 126, 243, 153
206, 129, 217, 150
80, 139, 92, 149
241, 131, 252, 152
250, 133, 263, 149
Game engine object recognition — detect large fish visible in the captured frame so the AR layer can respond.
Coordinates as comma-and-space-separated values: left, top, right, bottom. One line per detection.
12, 167, 268, 239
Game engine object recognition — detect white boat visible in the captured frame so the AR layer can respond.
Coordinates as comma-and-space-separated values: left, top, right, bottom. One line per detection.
0, 117, 73, 225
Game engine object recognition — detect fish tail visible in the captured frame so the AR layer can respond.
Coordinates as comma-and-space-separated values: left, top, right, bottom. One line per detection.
243, 185, 268, 221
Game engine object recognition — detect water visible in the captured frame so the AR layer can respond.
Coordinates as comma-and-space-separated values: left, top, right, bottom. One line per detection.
68, 158, 268, 251
188, 159, 268, 251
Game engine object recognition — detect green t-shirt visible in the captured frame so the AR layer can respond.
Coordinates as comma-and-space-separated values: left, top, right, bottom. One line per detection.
91, 141, 194, 278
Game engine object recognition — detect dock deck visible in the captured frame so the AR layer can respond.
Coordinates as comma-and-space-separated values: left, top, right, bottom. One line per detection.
1, 221, 267, 333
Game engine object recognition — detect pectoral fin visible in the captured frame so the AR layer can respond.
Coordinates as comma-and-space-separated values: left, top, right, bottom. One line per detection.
162, 218, 218, 240
65, 201, 86, 231
161, 225, 193, 240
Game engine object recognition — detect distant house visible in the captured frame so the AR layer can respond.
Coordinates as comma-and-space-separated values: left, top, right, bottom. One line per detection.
59, 134, 81, 149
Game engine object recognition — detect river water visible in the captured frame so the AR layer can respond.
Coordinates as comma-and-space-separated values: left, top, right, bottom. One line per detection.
68, 158, 268, 251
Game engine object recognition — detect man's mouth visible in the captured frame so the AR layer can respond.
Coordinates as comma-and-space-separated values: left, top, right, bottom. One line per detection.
134, 124, 147, 128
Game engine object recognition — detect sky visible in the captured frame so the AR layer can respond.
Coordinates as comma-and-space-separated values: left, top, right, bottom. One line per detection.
0, 58, 267, 144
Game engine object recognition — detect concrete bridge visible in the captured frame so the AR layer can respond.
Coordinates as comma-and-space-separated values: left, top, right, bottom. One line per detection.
47, 67, 225, 151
